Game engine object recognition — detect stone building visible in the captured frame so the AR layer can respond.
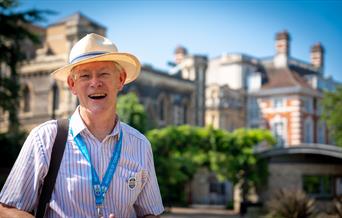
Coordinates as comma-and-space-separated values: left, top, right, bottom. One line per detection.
1, 12, 105, 132
122, 63, 205, 128
205, 84, 245, 131
0, 12, 206, 133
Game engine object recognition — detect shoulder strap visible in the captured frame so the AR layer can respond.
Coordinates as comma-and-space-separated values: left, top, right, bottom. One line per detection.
36, 119, 69, 218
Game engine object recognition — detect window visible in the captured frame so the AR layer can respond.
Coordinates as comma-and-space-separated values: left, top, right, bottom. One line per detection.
209, 181, 226, 194
52, 82, 60, 111
304, 118, 313, 143
183, 103, 188, 124
210, 90, 217, 107
274, 98, 283, 108
173, 105, 183, 125
247, 72, 261, 91
317, 121, 325, 144
336, 177, 342, 196
316, 101, 323, 115
304, 97, 313, 113
250, 98, 259, 119
272, 122, 285, 147
303, 175, 333, 198
211, 115, 216, 126
159, 98, 165, 121
23, 85, 31, 112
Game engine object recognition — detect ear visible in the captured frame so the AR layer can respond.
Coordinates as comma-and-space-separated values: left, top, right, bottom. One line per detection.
67, 75, 77, 95
118, 71, 127, 91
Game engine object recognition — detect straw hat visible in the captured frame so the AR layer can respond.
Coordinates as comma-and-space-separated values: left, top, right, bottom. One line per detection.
52, 33, 141, 84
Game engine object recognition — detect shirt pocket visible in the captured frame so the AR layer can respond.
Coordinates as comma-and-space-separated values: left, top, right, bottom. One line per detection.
112, 166, 147, 205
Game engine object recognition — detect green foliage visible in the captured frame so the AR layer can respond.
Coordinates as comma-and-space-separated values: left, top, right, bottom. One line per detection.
227, 128, 275, 202
146, 125, 275, 205
117, 92, 148, 133
266, 189, 317, 218
322, 86, 342, 146
0, 0, 52, 131
147, 125, 211, 205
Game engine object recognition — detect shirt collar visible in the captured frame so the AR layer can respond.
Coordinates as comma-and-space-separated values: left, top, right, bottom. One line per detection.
70, 106, 121, 139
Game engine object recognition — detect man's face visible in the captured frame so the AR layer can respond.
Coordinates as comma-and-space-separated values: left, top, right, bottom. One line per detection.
67, 61, 126, 114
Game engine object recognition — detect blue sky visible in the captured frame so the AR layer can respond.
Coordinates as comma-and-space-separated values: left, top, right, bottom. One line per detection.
17, 0, 342, 82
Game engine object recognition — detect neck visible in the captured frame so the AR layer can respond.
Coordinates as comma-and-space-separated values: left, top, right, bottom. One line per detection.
79, 106, 117, 141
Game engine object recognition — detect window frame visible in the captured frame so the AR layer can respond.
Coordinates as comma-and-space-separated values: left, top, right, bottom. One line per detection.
302, 175, 334, 199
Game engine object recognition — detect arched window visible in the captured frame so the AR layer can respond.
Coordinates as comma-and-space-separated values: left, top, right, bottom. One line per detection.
159, 98, 165, 121
23, 85, 31, 112
52, 82, 60, 111
183, 103, 188, 124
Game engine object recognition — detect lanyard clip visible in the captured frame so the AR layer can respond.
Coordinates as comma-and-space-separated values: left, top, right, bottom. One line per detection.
96, 204, 104, 218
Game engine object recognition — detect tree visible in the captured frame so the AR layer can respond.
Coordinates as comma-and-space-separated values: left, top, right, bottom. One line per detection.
117, 92, 148, 133
227, 128, 275, 207
0, 0, 51, 131
146, 125, 275, 207
322, 86, 342, 146
146, 125, 212, 205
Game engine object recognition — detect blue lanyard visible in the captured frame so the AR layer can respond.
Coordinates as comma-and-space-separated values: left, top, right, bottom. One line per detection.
70, 127, 123, 208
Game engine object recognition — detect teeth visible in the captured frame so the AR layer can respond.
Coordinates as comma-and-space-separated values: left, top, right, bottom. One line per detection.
89, 93, 106, 97
88, 93, 107, 99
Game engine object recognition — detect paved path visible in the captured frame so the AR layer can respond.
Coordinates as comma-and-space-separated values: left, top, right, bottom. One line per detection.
161, 207, 240, 218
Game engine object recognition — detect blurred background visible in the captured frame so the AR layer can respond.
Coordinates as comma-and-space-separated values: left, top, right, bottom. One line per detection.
1, 0, 342, 217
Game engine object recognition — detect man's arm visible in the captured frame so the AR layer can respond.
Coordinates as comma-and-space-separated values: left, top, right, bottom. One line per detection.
0, 122, 55, 217
0, 204, 34, 218
133, 140, 164, 217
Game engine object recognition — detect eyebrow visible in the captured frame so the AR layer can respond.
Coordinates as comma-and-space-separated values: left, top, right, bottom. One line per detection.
78, 69, 91, 74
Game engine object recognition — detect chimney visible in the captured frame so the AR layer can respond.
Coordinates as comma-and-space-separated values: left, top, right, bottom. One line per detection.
275, 30, 290, 56
311, 43, 324, 71
274, 30, 290, 68
174, 45, 188, 64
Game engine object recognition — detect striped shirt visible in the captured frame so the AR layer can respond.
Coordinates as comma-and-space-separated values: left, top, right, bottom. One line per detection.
0, 108, 164, 218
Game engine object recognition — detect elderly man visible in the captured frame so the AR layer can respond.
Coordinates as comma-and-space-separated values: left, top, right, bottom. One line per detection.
0, 33, 164, 218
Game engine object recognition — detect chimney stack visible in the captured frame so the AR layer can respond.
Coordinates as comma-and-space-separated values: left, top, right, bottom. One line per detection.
274, 31, 290, 68
275, 30, 290, 56
311, 43, 324, 71
174, 45, 188, 65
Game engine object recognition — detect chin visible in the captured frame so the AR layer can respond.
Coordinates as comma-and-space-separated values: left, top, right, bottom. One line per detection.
88, 104, 115, 114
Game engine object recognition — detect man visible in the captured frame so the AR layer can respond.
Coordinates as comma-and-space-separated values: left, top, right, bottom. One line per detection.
0, 33, 164, 218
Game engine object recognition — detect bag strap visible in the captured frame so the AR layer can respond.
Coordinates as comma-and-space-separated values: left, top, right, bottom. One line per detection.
36, 119, 69, 218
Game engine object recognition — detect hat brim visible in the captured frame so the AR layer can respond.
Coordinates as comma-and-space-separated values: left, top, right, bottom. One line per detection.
52, 52, 141, 84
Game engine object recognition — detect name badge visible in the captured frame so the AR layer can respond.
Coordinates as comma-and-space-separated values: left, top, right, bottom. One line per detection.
128, 176, 136, 190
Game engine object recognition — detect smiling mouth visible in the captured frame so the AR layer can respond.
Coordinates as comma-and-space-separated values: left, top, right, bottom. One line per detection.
88, 93, 107, 100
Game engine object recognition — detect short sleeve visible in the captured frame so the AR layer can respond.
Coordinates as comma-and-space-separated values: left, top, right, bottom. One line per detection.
0, 121, 56, 212
134, 141, 164, 216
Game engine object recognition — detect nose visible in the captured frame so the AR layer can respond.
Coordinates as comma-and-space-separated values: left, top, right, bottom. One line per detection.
89, 75, 103, 88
